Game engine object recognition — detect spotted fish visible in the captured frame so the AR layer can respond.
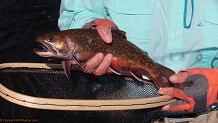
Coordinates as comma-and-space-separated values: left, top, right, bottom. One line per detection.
34, 29, 175, 88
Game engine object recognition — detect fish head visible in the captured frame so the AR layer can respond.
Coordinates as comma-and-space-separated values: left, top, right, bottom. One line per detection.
34, 32, 76, 59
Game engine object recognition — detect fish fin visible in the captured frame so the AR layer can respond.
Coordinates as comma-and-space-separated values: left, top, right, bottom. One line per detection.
71, 56, 86, 72
109, 59, 122, 75
129, 67, 144, 82
112, 30, 127, 39
109, 67, 122, 75
61, 60, 72, 80
144, 52, 148, 56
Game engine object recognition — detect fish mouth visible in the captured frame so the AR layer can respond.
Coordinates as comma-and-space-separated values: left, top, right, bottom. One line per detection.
34, 41, 57, 57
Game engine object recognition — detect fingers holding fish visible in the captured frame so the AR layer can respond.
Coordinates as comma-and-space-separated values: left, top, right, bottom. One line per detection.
158, 87, 173, 95
92, 54, 113, 76
83, 53, 104, 73
83, 53, 113, 75
96, 24, 112, 43
84, 19, 117, 43
169, 71, 188, 83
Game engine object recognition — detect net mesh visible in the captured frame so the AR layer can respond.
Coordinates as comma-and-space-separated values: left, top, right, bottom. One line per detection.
0, 67, 161, 122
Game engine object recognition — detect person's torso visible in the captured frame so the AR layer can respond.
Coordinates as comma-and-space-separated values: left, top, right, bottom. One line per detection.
103, 0, 218, 72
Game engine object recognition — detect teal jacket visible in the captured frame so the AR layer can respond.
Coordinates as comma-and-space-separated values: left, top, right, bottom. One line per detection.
58, 0, 218, 72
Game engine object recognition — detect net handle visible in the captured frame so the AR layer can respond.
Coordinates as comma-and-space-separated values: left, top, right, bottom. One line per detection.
0, 63, 176, 111
0, 83, 175, 111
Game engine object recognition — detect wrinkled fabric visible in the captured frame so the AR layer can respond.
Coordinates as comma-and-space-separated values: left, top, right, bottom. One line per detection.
58, 0, 218, 72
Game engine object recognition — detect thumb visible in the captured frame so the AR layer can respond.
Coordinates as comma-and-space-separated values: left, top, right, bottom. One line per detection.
170, 71, 188, 83
96, 25, 112, 43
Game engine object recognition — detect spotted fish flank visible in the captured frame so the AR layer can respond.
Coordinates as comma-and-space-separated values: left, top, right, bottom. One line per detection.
34, 29, 175, 88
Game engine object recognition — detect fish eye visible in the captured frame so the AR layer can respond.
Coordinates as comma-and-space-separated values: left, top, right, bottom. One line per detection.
48, 37, 53, 42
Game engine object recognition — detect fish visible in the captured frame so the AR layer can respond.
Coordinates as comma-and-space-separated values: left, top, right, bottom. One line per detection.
34, 29, 175, 88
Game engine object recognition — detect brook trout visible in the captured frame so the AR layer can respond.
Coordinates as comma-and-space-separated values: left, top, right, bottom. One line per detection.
34, 29, 175, 88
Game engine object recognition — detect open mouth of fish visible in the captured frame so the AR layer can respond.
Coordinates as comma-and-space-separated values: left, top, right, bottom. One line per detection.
34, 41, 57, 57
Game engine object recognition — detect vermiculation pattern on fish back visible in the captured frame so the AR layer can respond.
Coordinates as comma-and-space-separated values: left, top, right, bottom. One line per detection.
65, 29, 159, 75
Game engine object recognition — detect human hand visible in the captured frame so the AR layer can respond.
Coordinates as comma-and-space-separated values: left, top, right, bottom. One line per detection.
158, 68, 218, 113
82, 19, 118, 75
84, 19, 118, 43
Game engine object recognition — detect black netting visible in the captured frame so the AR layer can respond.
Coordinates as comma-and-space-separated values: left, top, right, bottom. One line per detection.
0, 67, 161, 123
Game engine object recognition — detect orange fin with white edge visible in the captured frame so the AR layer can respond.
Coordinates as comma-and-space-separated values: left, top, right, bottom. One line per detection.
129, 67, 144, 82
